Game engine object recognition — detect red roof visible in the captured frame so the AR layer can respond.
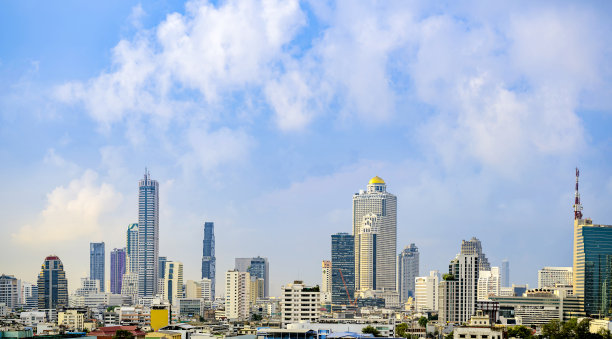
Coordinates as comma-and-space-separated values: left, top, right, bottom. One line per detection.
89, 325, 146, 338
45, 255, 60, 261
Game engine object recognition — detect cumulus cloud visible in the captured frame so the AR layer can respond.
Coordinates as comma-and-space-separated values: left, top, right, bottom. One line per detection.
12, 170, 123, 245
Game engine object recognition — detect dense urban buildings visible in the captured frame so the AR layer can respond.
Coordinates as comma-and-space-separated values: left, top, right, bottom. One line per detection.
235, 256, 269, 297
538, 267, 573, 289
137, 170, 160, 297
353, 176, 397, 292
331, 232, 354, 306
37, 255, 68, 310
397, 243, 419, 302
201, 221, 216, 300
110, 248, 126, 294
89, 242, 105, 292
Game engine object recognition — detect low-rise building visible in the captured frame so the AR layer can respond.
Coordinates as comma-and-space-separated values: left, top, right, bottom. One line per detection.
453, 311, 503, 339
58, 309, 85, 331
19, 311, 46, 326
281, 281, 320, 327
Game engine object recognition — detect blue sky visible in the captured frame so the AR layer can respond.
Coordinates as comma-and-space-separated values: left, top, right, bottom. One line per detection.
1, 0, 612, 296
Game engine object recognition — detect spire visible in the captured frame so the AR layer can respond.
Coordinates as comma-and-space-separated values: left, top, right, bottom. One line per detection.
573, 167, 583, 220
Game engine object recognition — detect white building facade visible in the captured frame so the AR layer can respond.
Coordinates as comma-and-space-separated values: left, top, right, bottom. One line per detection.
538, 267, 573, 289
415, 271, 439, 312
281, 281, 320, 327
225, 270, 250, 321
477, 267, 500, 300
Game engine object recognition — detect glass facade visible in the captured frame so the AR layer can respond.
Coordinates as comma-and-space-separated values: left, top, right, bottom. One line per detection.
138, 171, 159, 297
110, 248, 126, 294
201, 221, 216, 299
331, 232, 354, 306
398, 243, 419, 302
37, 255, 68, 309
235, 256, 269, 297
90, 242, 105, 292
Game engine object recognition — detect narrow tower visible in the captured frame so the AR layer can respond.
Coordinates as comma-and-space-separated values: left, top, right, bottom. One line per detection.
574, 167, 583, 220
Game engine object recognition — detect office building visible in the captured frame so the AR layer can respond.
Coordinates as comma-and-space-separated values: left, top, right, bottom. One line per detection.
491, 289, 583, 326
0, 275, 19, 310
225, 270, 250, 321
249, 277, 265, 305
137, 170, 159, 297
331, 233, 354, 306
164, 261, 183, 305
37, 255, 68, 309
126, 223, 139, 273
538, 267, 573, 289
74, 277, 100, 296
90, 242, 105, 292
201, 221, 216, 300
398, 243, 419, 302
501, 259, 510, 287
477, 267, 501, 300
572, 169, 612, 316
121, 273, 139, 303
281, 281, 320, 326
110, 248, 126, 294
461, 237, 491, 271
439, 242, 479, 324
415, 271, 439, 312
353, 176, 397, 291
158, 256, 168, 280
235, 256, 269, 297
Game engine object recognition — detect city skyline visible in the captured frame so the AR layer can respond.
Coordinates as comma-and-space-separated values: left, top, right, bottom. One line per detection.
2, 0, 612, 298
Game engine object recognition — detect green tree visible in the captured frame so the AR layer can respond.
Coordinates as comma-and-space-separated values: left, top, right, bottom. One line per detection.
251, 313, 263, 321
395, 323, 408, 337
113, 329, 135, 339
542, 319, 561, 339
418, 316, 428, 328
507, 325, 533, 338
444, 331, 453, 339
362, 326, 381, 337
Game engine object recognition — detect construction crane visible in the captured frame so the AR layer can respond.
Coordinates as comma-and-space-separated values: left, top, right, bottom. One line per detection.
338, 268, 356, 306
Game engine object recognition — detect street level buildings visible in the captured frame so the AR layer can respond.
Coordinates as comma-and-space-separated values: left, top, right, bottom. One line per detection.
138, 171, 159, 297
398, 243, 419, 303
201, 221, 216, 300
90, 242, 105, 292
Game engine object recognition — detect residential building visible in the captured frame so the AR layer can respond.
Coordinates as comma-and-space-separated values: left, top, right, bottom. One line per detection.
461, 237, 491, 271
185, 279, 212, 301
158, 257, 168, 280
439, 242, 479, 324
331, 233, 354, 306
249, 277, 265, 305
164, 262, 183, 306
225, 270, 250, 321
37, 255, 68, 310
235, 256, 269, 297
58, 309, 85, 331
353, 176, 397, 292
126, 223, 139, 273
538, 267, 573, 289
138, 170, 160, 297
111, 248, 126, 294
201, 221, 216, 300
90, 242, 105, 292
74, 277, 100, 296
20, 311, 46, 326
501, 259, 510, 287
281, 281, 320, 327
398, 243, 419, 302
415, 271, 439, 312
121, 273, 139, 304
477, 267, 501, 300
0, 274, 18, 310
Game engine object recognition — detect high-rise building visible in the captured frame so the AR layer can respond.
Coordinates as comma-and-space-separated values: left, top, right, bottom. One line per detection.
353, 176, 397, 292
126, 223, 139, 273
37, 255, 68, 310
461, 237, 491, 272
501, 259, 510, 287
0, 275, 19, 310
477, 267, 501, 300
249, 277, 265, 306
281, 280, 320, 326
331, 233, 354, 306
158, 256, 167, 280
415, 271, 439, 312
572, 168, 612, 316
439, 242, 479, 323
138, 170, 159, 297
321, 260, 332, 294
201, 222, 216, 300
164, 261, 183, 306
235, 257, 269, 297
110, 248, 126, 294
398, 243, 420, 302
538, 267, 573, 289
90, 242, 105, 292
225, 270, 250, 321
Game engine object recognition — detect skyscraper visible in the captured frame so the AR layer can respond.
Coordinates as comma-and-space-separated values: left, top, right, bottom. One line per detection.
331, 232, 354, 306
235, 257, 269, 297
138, 170, 159, 297
37, 255, 68, 310
201, 221, 216, 300
110, 248, 126, 294
398, 243, 420, 302
461, 237, 491, 271
164, 261, 184, 306
501, 259, 510, 287
0, 275, 18, 310
90, 242, 105, 292
439, 242, 479, 324
126, 223, 138, 273
159, 256, 168, 279
353, 176, 397, 292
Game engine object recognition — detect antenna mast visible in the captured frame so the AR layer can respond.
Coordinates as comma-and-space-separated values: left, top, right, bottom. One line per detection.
573, 167, 583, 220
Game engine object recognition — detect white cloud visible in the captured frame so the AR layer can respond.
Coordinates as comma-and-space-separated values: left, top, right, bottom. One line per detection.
11, 170, 123, 245
182, 125, 252, 174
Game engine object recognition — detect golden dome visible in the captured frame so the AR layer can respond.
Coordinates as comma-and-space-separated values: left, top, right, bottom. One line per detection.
368, 176, 385, 185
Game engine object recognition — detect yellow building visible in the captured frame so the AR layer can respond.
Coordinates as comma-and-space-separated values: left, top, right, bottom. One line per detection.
150, 307, 169, 332
146, 331, 181, 339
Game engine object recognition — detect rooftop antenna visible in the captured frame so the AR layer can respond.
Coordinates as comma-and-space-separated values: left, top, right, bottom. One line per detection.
573, 167, 583, 220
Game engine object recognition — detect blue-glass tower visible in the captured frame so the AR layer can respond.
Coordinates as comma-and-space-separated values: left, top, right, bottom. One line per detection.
110, 248, 126, 294
37, 255, 68, 309
138, 170, 159, 297
201, 221, 216, 299
90, 242, 105, 292
331, 232, 355, 306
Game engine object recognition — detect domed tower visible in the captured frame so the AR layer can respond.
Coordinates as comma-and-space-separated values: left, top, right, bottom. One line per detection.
37, 255, 68, 311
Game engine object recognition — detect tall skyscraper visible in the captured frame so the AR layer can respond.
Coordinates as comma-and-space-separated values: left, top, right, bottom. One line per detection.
461, 237, 491, 271
0, 275, 19, 310
110, 248, 126, 294
126, 223, 138, 273
353, 176, 397, 292
201, 221, 216, 300
164, 261, 184, 306
572, 169, 612, 316
398, 243, 420, 302
235, 257, 269, 297
331, 232, 354, 306
138, 170, 159, 297
90, 242, 105, 292
159, 256, 168, 279
501, 259, 510, 287
37, 255, 68, 310
439, 242, 479, 324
